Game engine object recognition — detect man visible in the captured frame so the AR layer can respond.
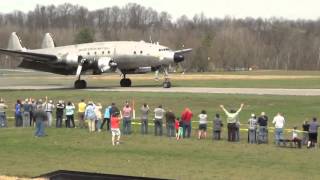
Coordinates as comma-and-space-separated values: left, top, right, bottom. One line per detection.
257, 112, 269, 144
85, 101, 96, 132
272, 112, 285, 145
248, 114, 257, 144
154, 105, 165, 136
122, 102, 132, 135
0, 98, 8, 128
140, 103, 149, 134
181, 107, 193, 138
56, 100, 65, 128
34, 101, 48, 137
165, 109, 176, 137
22, 99, 32, 128
308, 117, 319, 148
43, 97, 55, 127
78, 99, 86, 128
220, 104, 244, 142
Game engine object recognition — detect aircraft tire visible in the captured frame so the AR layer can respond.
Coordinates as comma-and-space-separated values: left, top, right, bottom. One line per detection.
163, 81, 171, 88
120, 78, 132, 87
74, 80, 87, 89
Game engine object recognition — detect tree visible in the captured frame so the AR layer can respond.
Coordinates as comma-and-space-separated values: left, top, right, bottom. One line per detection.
74, 28, 95, 44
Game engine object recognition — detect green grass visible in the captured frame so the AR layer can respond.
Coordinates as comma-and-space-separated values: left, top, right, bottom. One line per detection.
1, 90, 320, 179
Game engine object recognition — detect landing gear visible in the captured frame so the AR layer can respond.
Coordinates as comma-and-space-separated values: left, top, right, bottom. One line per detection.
163, 78, 171, 88
120, 74, 132, 87
74, 80, 87, 89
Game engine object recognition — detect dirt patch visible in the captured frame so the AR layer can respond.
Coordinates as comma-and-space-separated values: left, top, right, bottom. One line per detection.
0, 176, 46, 180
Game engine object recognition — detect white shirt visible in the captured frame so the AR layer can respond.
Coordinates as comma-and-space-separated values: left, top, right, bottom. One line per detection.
272, 115, 285, 128
198, 114, 207, 124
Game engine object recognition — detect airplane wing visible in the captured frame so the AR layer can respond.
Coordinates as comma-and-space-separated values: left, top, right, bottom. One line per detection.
174, 48, 192, 54
0, 48, 57, 62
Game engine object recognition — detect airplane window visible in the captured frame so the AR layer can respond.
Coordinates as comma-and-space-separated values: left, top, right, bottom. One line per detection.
94, 52, 97, 55
134, 51, 136, 54
102, 51, 104, 54
140, 51, 143, 54
108, 51, 110, 54
87, 52, 90, 55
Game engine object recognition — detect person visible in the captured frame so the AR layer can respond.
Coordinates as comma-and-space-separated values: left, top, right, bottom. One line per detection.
101, 104, 111, 131
292, 126, 302, 148
122, 102, 133, 135
308, 117, 319, 148
248, 114, 258, 144
175, 117, 180, 139
22, 98, 32, 128
181, 107, 193, 138
110, 102, 120, 117
95, 103, 103, 132
213, 114, 223, 140
34, 101, 48, 137
165, 109, 176, 137
43, 97, 55, 127
154, 105, 165, 136
30, 99, 37, 127
85, 101, 96, 132
0, 98, 8, 128
220, 104, 244, 142
15, 99, 23, 127
140, 103, 149, 134
111, 112, 121, 146
198, 110, 208, 139
55, 100, 65, 128
272, 112, 285, 145
65, 101, 75, 128
176, 118, 184, 140
78, 99, 86, 128
302, 120, 309, 145
257, 112, 268, 144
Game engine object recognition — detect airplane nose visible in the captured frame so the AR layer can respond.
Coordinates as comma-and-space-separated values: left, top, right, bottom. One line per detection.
174, 53, 184, 63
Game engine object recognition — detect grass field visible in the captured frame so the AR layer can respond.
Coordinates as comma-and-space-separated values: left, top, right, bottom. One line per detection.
0, 90, 320, 179
2, 69, 320, 89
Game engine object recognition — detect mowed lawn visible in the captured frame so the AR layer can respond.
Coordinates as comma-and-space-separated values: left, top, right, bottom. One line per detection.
0, 90, 320, 179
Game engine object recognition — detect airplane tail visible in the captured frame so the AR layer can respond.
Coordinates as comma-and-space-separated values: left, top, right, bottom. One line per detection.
7, 32, 24, 51
41, 33, 55, 49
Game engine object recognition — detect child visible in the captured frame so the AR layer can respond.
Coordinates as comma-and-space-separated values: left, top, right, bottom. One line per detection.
111, 112, 121, 146
198, 110, 208, 139
176, 117, 183, 140
175, 117, 179, 139
292, 126, 302, 148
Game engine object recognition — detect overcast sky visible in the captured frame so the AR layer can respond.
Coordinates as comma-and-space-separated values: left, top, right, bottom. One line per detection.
0, 0, 319, 20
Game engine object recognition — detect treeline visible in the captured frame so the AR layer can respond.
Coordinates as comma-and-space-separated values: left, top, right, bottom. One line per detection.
1, 3, 320, 71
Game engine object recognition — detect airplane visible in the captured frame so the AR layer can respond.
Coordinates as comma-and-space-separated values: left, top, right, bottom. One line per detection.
0, 32, 192, 89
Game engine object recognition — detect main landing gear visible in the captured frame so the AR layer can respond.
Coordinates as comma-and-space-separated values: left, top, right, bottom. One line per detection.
120, 74, 132, 87
74, 79, 87, 89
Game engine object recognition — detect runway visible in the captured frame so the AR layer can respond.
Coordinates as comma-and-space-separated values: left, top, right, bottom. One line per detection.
1, 85, 320, 96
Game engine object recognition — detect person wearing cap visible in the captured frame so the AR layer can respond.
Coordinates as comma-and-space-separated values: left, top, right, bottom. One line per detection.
78, 99, 86, 128
0, 98, 8, 128
85, 101, 96, 132
55, 100, 65, 128
272, 112, 285, 145
65, 101, 75, 128
110, 111, 121, 146
220, 104, 244, 142
257, 112, 269, 144
248, 114, 258, 144
34, 101, 48, 137
43, 96, 55, 127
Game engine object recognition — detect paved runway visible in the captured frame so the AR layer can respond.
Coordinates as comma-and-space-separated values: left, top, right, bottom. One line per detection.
1, 85, 320, 96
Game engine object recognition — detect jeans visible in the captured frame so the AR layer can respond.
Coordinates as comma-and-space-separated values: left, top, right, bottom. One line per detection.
166, 122, 175, 137
123, 117, 132, 135
35, 120, 45, 137
141, 119, 148, 134
183, 121, 191, 138
78, 112, 85, 128
100, 118, 110, 131
95, 119, 102, 131
248, 129, 257, 144
154, 119, 163, 136
302, 132, 309, 145
227, 123, 237, 141
56, 114, 63, 128
213, 130, 221, 140
275, 128, 283, 145
46, 111, 53, 127
66, 115, 74, 128
23, 111, 30, 127
258, 126, 268, 144
88, 120, 95, 132
15, 114, 23, 127
0, 112, 7, 128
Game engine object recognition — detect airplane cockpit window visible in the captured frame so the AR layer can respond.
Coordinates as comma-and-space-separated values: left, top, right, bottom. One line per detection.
159, 48, 170, 51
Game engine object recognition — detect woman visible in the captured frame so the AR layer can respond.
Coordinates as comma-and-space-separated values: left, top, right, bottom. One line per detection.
95, 103, 102, 132
65, 101, 75, 128
198, 110, 208, 139
85, 101, 96, 132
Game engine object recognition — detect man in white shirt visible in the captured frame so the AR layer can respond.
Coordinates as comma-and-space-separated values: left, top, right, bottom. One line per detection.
272, 112, 285, 145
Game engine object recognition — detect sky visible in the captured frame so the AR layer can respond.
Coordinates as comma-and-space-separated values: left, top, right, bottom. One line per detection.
0, 0, 320, 20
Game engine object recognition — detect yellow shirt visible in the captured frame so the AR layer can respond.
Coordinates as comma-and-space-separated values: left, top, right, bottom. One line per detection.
78, 102, 86, 113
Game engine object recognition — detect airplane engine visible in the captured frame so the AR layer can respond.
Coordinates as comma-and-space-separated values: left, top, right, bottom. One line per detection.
60, 54, 79, 65
97, 57, 117, 73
